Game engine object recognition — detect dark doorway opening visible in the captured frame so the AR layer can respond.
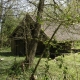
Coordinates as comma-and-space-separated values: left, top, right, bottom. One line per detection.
15, 40, 25, 56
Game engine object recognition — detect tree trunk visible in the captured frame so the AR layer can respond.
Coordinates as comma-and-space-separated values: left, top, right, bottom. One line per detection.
0, 0, 3, 48
25, 0, 45, 67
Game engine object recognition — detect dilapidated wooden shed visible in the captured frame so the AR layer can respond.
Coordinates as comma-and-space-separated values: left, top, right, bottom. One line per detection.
10, 14, 48, 56
43, 23, 80, 54
10, 14, 80, 57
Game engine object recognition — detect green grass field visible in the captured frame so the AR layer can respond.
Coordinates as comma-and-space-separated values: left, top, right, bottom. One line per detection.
0, 48, 80, 80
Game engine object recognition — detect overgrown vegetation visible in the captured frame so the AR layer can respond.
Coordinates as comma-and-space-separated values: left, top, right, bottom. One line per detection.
1, 49, 80, 80
0, 0, 80, 80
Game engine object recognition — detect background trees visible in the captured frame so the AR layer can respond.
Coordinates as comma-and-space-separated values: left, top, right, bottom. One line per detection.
0, 0, 26, 47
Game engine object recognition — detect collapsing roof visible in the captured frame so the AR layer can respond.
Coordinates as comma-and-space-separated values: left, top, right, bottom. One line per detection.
10, 14, 80, 42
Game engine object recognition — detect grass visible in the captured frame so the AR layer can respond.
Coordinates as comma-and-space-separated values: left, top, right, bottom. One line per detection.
73, 41, 80, 49
1, 48, 80, 80
0, 55, 25, 80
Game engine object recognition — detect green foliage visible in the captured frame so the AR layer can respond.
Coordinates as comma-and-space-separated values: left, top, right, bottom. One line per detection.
73, 41, 80, 49
1, 10, 24, 47
44, 58, 50, 80
1, 49, 80, 79
44, 0, 80, 27
3, 10, 18, 36
0, 3, 2, 16
8, 61, 23, 76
